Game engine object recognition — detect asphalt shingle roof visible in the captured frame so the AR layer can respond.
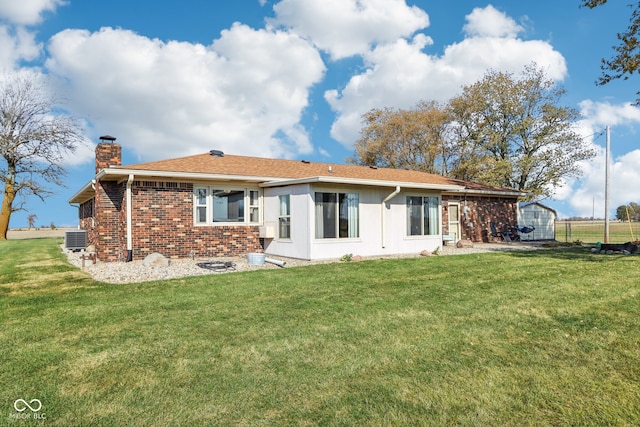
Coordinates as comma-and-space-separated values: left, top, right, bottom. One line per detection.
117, 152, 517, 193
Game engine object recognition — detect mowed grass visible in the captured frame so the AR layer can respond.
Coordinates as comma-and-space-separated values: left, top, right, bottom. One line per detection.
1, 239, 639, 426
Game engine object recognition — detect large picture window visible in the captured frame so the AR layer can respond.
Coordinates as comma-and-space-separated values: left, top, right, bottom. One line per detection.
315, 192, 359, 239
194, 187, 260, 225
407, 196, 439, 236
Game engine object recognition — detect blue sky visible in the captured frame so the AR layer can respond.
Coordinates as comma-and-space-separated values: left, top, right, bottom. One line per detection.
1, 0, 639, 228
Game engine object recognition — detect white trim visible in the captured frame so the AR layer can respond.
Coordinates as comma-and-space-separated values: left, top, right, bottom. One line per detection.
192, 185, 262, 226
126, 174, 134, 252
261, 175, 464, 191
98, 167, 277, 183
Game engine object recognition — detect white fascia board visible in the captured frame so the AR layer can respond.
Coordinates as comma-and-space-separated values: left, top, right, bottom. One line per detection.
442, 189, 525, 197
68, 181, 95, 204
259, 176, 465, 192
97, 168, 276, 183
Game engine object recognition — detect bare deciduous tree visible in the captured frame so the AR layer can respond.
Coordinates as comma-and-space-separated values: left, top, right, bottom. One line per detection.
0, 74, 85, 239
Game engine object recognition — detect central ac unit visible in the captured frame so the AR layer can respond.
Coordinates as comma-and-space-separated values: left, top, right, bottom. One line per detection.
64, 230, 87, 251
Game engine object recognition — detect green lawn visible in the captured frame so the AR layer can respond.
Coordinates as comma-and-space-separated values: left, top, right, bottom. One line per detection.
1, 238, 639, 426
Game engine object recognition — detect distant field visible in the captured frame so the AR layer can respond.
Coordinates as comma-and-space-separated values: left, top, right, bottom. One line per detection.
555, 220, 640, 244
6, 228, 70, 239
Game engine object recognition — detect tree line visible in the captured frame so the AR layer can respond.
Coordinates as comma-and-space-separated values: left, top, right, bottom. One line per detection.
350, 64, 596, 200
617, 203, 640, 221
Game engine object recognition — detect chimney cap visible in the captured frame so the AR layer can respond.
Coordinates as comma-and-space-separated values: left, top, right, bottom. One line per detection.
99, 135, 117, 142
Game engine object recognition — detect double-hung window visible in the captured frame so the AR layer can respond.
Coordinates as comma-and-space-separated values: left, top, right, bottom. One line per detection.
407, 196, 440, 236
315, 192, 359, 239
194, 187, 261, 225
278, 195, 291, 239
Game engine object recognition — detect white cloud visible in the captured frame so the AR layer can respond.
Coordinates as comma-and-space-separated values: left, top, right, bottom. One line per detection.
561, 148, 640, 218
551, 101, 640, 217
0, 25, 42, 70
326, 5, 567, 147
45, 24, 325, 161
578, 99, 640, 127
269, 0, 429, 60
463, 5, 523, 38
0, 0, 66, 25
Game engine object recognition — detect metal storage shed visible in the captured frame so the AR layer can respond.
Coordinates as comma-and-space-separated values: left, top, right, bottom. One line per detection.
517, 202, 557, 241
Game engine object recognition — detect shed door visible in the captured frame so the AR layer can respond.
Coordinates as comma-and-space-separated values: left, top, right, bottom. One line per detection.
448, 202, 461, 242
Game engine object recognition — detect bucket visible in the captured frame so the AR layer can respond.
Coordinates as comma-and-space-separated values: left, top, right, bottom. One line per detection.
247, 252, 266, 265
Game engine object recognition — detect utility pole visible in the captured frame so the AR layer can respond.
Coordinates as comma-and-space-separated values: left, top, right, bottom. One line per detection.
604, 125, 610, 243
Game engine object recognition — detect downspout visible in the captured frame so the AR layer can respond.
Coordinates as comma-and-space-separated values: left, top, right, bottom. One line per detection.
381, 186, 401, 248
126, 174, 134, 262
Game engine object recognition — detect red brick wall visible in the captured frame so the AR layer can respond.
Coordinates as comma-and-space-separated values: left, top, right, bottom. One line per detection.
93, 180, 127, 261
81, 180, 263, 261
79, 199, 98, 251
131, 182, 262, 259
95, 143, 122, 174
442, 195, 518, 242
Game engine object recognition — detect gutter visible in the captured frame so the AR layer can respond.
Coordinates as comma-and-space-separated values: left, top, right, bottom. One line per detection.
260, 176, 463, 191
126, 174, 134, 262
381, 186, 401, 248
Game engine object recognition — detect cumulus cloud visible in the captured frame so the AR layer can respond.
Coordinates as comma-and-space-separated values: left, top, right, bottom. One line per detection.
0, 25, 42, 70
463, 5, 523, 38
45, 24, 325, 161
561, 148, 640, 218
0, 0, 61, 70
551, 101, 640, 217
269, 0, 429, 60
0, 0, 66, 25
326, 5, 567, 146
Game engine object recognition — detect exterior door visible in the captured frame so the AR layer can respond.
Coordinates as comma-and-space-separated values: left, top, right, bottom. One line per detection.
448, 202, 461, 242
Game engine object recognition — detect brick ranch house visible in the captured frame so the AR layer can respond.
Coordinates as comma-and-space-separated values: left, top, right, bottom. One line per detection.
69, 139, 524, 262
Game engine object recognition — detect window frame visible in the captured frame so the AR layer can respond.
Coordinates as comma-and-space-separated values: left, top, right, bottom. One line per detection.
406, 194, 441, 237
314, 191, 360, 240
278, 194, 291, 240
193, 186, 262, 226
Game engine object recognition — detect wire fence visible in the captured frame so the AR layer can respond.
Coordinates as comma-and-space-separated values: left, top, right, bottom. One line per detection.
555, 220, 640, 244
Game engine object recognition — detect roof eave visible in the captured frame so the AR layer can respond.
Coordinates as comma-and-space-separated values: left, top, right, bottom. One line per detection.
260, 176, 465, 191
442, 188, 525, 197
68, 181, 95, 204
72, 168, 524, 199
98, 168, 278, 183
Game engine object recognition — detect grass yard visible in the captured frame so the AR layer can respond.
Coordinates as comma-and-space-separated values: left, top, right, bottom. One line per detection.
1, 238, 639, 426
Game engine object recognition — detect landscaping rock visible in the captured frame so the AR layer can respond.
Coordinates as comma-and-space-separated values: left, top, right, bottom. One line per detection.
351, 255, 363, 262
143, 252, 169, 268
420, 250, 431, 257
456, 239, 474, 249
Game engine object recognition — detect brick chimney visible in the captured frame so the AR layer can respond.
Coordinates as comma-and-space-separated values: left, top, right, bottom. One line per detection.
95, 135, 121, 174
